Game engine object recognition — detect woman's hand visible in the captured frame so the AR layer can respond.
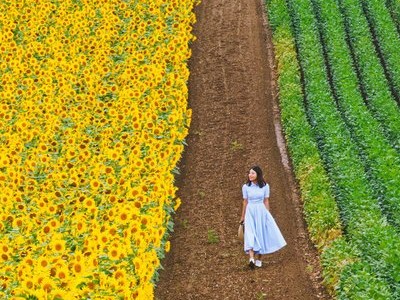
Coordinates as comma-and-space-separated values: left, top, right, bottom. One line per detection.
239, 216, 245, 224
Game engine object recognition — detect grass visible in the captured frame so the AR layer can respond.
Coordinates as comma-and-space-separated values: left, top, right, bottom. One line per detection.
207, 229, 220, 244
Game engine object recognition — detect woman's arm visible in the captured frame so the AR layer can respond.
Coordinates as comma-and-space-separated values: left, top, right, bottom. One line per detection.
264, 197, 270, 211
240, 199, 248, 222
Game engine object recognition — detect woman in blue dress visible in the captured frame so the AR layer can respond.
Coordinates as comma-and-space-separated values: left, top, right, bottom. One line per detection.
239, 166, 286, 269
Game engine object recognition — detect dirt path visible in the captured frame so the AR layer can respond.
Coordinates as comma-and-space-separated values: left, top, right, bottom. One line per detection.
155, 0, 331, 299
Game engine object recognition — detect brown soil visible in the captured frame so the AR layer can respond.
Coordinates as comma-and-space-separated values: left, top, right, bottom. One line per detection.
155, 0, 331, 299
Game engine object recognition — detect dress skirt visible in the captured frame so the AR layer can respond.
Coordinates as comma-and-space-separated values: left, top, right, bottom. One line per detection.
244, 201, 286, 254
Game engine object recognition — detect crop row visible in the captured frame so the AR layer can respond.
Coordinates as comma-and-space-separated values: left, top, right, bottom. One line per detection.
284, 0, 400, 298
359, 0, 400, 104
385, 0, 400, 35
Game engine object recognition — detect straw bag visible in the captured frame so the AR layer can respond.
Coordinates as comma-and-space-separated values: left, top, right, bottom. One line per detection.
238, 222, 244, 241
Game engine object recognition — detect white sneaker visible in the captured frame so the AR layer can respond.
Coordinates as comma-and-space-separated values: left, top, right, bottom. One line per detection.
255, 260, 262, 267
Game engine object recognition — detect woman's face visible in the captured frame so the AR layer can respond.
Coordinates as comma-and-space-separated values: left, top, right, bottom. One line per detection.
248, 169, 257, 182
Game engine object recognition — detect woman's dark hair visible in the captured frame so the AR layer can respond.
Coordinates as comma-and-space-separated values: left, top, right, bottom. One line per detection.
246, 165, 266, 188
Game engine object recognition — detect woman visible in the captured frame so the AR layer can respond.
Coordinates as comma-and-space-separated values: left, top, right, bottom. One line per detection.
240, 166, 286, 269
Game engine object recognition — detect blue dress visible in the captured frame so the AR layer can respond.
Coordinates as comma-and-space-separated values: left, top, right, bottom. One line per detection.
242, 182, 287, 254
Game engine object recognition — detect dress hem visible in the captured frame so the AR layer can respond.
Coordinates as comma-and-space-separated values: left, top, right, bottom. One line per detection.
244, 243, 287, 255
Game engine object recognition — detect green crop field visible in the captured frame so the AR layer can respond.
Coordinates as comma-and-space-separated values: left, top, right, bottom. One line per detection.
266, 0, 400, 298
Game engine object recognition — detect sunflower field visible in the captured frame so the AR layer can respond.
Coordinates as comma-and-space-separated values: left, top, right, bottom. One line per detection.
0, 0, 196, 299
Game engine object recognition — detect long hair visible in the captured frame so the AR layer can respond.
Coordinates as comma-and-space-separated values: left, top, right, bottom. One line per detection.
246, 165, 266, 188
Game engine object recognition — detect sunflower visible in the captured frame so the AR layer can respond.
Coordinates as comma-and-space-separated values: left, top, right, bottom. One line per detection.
41, 277, 55, 293
108, 246, 121, 261
0, 152, 10, 168
49, 238, 66, 253
165, 241, 171, 253
74, 218, 87, 235
83, 197, 95, 209
0, 245, 9, 262
116, 209, 130, 225
21, 277, 35, 291
56, 264, 70, 282
89, 179, 100, 191
99, 232, 109, 245
72, 262, 83, 275
38, 256, 50, 269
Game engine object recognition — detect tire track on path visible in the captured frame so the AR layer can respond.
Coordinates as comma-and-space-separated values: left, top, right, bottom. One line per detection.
155, 0, 331, 299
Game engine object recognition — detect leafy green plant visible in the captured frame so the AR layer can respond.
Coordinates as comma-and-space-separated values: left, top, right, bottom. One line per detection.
181, 219, 189, 229
230, 140, 243, 151
256, 291, 267, 300
207, 229, 220, 244
197, 190, 206, 198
